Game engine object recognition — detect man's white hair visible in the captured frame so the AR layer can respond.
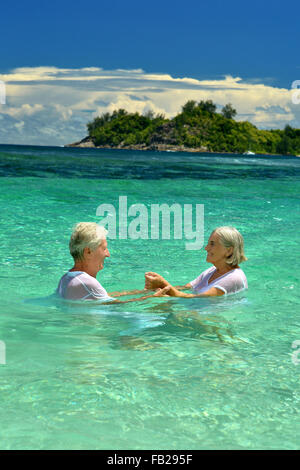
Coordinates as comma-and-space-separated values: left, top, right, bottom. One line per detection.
69, 222, 107, 261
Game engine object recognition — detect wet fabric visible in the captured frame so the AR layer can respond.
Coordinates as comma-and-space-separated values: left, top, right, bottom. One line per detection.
190, 266, 248, 295
56, 271, 114, 301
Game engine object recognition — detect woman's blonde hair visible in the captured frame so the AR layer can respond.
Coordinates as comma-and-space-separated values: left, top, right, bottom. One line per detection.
69, 222, 107, 261
212, 226, 247, 266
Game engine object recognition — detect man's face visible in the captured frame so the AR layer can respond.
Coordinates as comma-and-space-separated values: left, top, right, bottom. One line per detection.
88, 238, 110, 272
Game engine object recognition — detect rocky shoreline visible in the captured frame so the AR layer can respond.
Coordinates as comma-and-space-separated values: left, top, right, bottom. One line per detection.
65, 136, 210, 153
65, 136, 297, 156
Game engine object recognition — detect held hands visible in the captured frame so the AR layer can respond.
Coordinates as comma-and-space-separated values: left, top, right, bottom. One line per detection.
144, 272, 175, 297
144, 272, 168, 290
153, 285, 172, 297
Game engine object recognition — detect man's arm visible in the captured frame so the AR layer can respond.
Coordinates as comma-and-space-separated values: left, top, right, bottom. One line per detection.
144, 272, 191, 291
155, 285, 224, 298
102, 293, 159, 304
108, 288, 148, 297
109, 285, 191, 296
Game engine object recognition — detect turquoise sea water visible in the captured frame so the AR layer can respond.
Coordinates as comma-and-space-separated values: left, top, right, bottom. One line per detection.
0, 144, 299, 450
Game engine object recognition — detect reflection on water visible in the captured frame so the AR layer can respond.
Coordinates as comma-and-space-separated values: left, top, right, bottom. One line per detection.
24, 291, 251, 348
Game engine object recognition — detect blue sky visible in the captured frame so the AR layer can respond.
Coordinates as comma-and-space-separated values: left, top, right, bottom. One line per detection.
1, 0, 298, 87
0, 0, 299, 145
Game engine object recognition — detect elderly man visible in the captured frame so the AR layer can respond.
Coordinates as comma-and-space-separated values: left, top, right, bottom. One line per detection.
56, 222, 151, 303
56, 222, 113, 301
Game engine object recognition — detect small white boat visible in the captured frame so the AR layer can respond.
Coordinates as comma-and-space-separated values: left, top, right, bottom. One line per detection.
243, 150, 255, 155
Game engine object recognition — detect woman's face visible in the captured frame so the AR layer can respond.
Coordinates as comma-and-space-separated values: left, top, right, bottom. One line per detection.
204, 232, 232, 266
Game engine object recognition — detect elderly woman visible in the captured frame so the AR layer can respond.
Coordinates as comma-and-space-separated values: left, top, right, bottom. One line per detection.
145, 226, 248, 298
56, 222, 149, 302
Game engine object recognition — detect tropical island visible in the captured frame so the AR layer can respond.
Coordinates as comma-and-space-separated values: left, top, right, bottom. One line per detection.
67, 100, 300, 155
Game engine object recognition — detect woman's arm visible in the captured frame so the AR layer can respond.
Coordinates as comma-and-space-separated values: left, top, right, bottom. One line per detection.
155, 285, 224, 298
144, 272, 191, 291
144, 272, 169, 289
107, 273, 190, 297
103, 276, 193, 302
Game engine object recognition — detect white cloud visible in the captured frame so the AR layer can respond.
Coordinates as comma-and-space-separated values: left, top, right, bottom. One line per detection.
0, 66, 299, 146
7, 103, 44, 118
14, 121, 25, 131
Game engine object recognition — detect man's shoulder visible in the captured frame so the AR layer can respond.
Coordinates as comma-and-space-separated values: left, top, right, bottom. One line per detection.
68, 271, 100, 286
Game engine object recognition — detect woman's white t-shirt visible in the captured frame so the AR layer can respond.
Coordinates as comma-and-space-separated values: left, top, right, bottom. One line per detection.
56, 271, 114, 301
190, 266, 248, 295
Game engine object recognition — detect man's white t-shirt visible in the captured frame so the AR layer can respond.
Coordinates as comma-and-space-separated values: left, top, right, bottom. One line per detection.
190, 266, 248, 295
56, 271, 114, 301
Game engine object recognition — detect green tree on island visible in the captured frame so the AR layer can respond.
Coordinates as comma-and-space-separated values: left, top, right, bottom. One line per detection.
84, 100, 300, 156
221, 103, 237, 120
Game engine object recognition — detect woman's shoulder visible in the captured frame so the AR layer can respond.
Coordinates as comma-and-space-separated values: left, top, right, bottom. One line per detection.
190, 266, 215, 286
202, 266, 216, 276
219, 267, 248, 291
235, 267, 248, 286
233, 267, 247, 279
222, 267, 247, 282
